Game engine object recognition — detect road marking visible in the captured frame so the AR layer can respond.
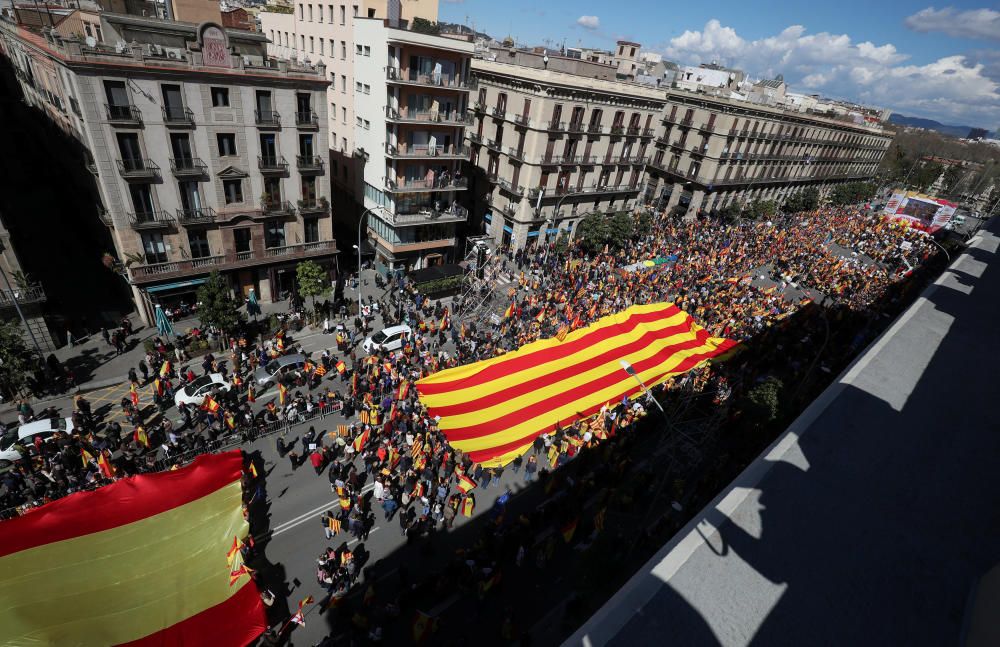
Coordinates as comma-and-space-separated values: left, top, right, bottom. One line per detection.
347, 526, 380, 546
269, 482, 375, 537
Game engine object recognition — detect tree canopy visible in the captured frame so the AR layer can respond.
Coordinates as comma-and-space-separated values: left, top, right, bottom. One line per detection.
196, 270, 244, 336
296, 260, 329, 309
0, 320, 32, 398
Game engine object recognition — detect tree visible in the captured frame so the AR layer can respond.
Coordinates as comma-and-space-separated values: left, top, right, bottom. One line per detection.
575, 213, 608, 254
828, 181, 876, 206
410, 17, 440, 35
742, 376, 784, 428
196, 270, 244, 340
0, 319, 32, 398
296, 260, 329, 311
785, 188, 820, 213
718, 202, 740, 223
606, 211, 635, 248
745, 199, 778, 221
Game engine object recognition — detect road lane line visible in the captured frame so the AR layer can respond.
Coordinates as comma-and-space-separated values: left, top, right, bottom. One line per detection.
268, 482, 375, 537
347, 526, 380, 546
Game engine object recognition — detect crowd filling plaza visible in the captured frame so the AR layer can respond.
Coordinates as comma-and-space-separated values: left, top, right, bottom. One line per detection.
0, 201, 947, 642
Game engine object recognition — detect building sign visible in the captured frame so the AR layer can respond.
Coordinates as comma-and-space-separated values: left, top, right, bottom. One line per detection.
198, 23, 230, 68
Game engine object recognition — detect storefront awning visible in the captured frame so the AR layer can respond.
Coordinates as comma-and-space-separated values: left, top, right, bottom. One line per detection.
145, 278, 207, 294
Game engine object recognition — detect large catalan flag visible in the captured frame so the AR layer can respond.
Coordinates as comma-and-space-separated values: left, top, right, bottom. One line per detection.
0, 451, 266, 646
416, 303, 737, 466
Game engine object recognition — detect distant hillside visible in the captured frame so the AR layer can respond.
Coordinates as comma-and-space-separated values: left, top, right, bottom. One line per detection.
888, 113, 993, 139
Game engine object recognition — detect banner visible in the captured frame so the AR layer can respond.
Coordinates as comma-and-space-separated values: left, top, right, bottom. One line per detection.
416, 303, 737, 466
882, 189, 956, 233
0, 451, 265, 646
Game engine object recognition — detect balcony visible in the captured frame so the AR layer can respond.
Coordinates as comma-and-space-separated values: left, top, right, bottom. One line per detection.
105, 103, 142, 126
587, 123, 604, 134
176, 206, 217, 224
549, 120, 567, 131
295, 110, 319, 129
505, 146, 525, 162
383, 204, 469, 226
496, 177, 524, 198
385, 67, 471, 90
98, 206, 112, 227
255, 109, 281, 129
626, 126, 641, 136
297, 197, 329, 214
169, 157, 208, 177
258, 155, 289, 174
162, 105, 195, 128
129, 240, 338, 284
527, 183, 640, 200
117, 158, 160, 181
678, 117, 694, 127
485, 138, 502, 151
0, 285, 46, 307
491, 106, 506, 120
568, 121, 585, 134
128, 210, 173, 230
513, 114, 530, 127
385, 143, 469, 159
386, 107, 471, 125
610, 125, 625, 136
261, 200, 295, 216
296, 155, 325, 174
386, 177, 468, 193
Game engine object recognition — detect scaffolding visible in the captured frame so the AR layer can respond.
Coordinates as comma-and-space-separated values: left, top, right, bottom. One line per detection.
456, 237, 509, 320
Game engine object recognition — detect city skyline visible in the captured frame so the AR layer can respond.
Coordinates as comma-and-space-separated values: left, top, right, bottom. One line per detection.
440, 0, 1000, 128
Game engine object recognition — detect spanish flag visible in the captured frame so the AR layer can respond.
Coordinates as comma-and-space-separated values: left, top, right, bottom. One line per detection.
159, 360, 171, 378
129, 382, 139, 407
134, 426, 150, 448
353, 427, 370, 453
336, 361, 347, 375
561, 517, 578, 543
0, 451, 266, 645
457, 474, 477, 494
81, 448, 95, 467
461, 496, 475, 517
504, 303, 515, 319
278, 383, 288, 406
202, 395, 221, 413
416, 303, 737, 466
398, 381, 410, 400
97, 450, 116, 479
154, 378, 164, 397
247, 384, 255, 403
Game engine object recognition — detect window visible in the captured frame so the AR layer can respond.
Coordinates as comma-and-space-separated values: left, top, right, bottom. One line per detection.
353, 4, 358, 16
233, 228, 252, 253
319, 39, 324, 56
341, 41, 347, 59
299, 133, 314, 156
317, 6, 323, 22
328, 4, 334, 22
341, 107, 346, 123
340, 4, 345, 24
223, 179, 243, 204
363, 84, 370, 94
300, 35, 305, 50
341, 75, 347, 92
341, 137, 347, 151
309, 36, 314, 53
265, 220, 286, 248
84, 23, 92, 37
356, 116, 362, 126
331, 131, 337, 148
356, 81, 362, 93
308, 3, 313, 20
187, 229, 211, 258
304, 218, 319, 243
217, 133, 237, 156
298, 3, 303, 19
363, 119, 370, 130
141, 233, 167, 264
129, 183, 154, 215
356, 44, 362, 55
363, 46, 370, 56
211, 87, 229, 107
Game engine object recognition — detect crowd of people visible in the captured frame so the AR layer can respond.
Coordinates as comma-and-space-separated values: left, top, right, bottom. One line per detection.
0, 200, 948, 639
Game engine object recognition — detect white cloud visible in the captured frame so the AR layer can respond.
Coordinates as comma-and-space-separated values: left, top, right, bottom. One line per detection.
659, 19, 1000, 126
576, 15, 600, 30
904, 7, 1000, 41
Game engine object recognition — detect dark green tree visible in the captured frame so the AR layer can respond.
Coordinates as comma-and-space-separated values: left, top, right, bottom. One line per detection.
296, 260, 329, 311
575, 213, 608, 254
743, 376, 784, 428
745, 199, 778, 220
0, 320, 32, 398
196, 270, 244, 340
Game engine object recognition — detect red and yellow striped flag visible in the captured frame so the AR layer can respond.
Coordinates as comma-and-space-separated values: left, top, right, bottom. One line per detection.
0, 451, 265, 645
457, 474, 477, 494
416, 303, 737, 466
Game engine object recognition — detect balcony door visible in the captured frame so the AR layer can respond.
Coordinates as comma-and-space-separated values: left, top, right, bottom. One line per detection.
233, 228, 252, 253
141, 232, 167, 264
299, 134, 314, 157
129, 184, 154, 215
162, 84, 184, 119
117, 133, 142, 164
179, 181, 202, 213
104, 80, 129, 117
255, 91, 273, 116
296, 92, 311, 116
260, 134, 277, 162
170, 133, 192, 162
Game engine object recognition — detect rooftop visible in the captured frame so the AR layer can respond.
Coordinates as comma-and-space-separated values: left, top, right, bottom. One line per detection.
569, 218, 1000, 646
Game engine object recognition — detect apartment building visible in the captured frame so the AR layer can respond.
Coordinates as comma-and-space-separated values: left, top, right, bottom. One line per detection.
0, 13, 334, 324
354, 17, 473, 270
259, 0, 437, 197
647, 91, 893, 216
467, 57, 665, 249
468, 55, 893, 249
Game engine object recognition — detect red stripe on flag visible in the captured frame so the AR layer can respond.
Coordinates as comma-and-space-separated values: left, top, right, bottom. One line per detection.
0, 451, 244, 557
416, 305, 681, 395
436, 329, 720, 442
115, 580, 266, 647
426, 319, 702, 418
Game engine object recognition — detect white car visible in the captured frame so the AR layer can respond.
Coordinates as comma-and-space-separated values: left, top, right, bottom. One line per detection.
0, 417, 75, 466
363, 324, 412, 354
174, 373, 231, 408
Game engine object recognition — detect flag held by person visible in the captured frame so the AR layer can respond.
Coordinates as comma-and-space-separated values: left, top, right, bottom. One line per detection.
336, 361, 347, 375
278, 383, 288, 406
202, 395, 221, 413
416, 303, 737, 467
457, 474, 477, 494
353, 427, 370, 453
461, 496, 475, 517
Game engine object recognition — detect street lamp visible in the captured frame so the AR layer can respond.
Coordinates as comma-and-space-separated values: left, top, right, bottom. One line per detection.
619, 359, 666, 415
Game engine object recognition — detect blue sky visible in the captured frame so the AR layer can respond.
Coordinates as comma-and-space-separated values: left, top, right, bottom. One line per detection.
440, 0, 1000, 127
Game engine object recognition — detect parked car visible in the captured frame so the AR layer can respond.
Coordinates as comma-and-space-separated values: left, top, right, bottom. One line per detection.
174, 373, 231, 408
253, 353, 307, 388
0, 417, 75, 466
363, 324, 412, 354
